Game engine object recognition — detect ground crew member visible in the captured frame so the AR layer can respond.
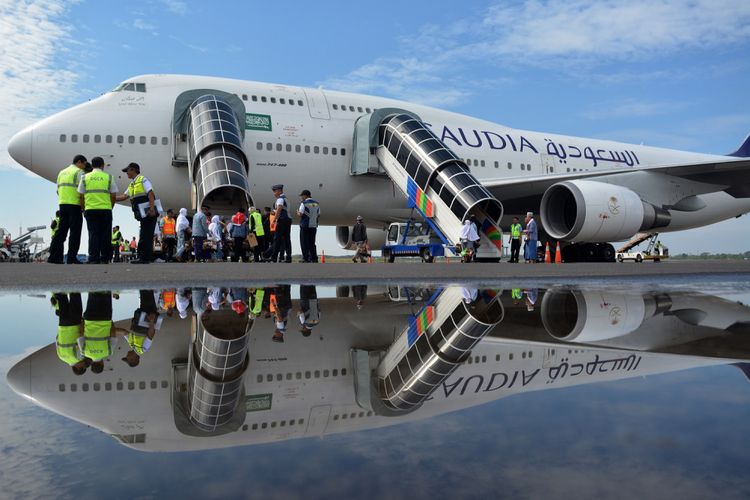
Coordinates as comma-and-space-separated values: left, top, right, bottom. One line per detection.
78, 156, 117, 264
509, 216, 522, 263
50, 210, 60, 240
123, 290, 160, 367
297, 189, 320, 263
111, 225, 123, 262
52, 292, 89, 375
298, 285, 320, 336
48, 154, 87, 264
248, 207, 265, 262
268, 184, 292, 263
116, 162, 157, 264
161, 209, 177, 262
78, 292, 123, 374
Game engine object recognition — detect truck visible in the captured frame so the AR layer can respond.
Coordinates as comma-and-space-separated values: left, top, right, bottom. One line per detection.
616, 234, 669, 263
382, 221, 447, 263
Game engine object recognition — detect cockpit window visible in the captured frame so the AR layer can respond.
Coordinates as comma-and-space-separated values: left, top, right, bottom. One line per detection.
112, 82, 147, 92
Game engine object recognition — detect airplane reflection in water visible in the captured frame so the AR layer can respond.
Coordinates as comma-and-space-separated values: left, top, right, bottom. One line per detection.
6, 285, 750, 452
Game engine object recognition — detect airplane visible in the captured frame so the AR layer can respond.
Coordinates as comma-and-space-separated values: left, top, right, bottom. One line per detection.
7, 74, 750, 261
6, 285, 750, 452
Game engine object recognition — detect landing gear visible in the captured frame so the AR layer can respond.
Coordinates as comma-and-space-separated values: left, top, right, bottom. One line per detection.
561, 242, 616, 263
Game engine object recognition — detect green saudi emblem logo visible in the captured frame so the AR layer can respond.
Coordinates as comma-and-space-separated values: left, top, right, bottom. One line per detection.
245, 113, 272, 131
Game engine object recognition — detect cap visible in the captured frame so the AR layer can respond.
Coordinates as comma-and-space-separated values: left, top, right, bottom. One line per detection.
299, 189, 311, 197
272, 184, 283, 191
122, 162, 140, 173
356, 215, 363, 221
526, 211, 534, 217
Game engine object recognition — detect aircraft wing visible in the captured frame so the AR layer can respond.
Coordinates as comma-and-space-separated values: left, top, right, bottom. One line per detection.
481, 157, 750, 214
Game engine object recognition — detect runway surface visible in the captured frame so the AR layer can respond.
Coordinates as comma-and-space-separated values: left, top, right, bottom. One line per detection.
0, 259, 748, 291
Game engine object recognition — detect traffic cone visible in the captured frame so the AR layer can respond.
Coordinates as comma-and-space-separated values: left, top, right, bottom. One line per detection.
555, 241, 562, 264
544, 242, 551, 263
368, 255, 373, 264
320, 250, 325, 264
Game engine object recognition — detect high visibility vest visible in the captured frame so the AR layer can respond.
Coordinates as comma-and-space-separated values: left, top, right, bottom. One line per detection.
162, 217, 176, 236
56, 325, 81, 366
127, 331, 148, 355
82, 170, 113, 210
51, 216, 60, 238
511, 223, 522, 239
127, 174, 148, 199
511, 288, 523, 300
269, 213, 277, 232
250, 289, 265, 315
57, 164, 82, 205
130, 240, 137, 250
83, 320, 112, 360
269, 294, 278, 314
111, 229, 122, 245
162, 290, 176, 309
250, 211, 264, 236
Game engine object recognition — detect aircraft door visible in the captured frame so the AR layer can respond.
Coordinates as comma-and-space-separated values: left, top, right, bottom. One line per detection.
305, 404, 332, 436
541, 153, 555, 174
303, 89, 331, 119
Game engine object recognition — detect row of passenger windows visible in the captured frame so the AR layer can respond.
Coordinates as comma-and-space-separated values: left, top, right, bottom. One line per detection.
466, 158, 534, 171
59, 134, 169, 145
256, 142, 346, 156
59, 380, 169, 392
333, 410, 373, 421
256, 367, 347, 383
240, 94, 304, 107
332, 103, 374, 113
241, 418, 304, 431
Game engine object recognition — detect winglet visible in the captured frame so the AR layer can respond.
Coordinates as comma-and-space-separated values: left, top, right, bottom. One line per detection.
733, 363, 750, 382
728, 133, 750, 157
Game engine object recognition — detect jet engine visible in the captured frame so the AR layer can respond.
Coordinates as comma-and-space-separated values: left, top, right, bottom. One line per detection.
540, 180, 670, 241
336, 226, 386, 251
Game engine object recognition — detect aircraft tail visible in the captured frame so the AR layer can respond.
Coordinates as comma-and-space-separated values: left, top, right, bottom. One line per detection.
728, 134, 750, 157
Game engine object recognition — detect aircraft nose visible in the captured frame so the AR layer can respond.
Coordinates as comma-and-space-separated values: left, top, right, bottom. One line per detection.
6, 357, 31, 399
7, 126, 33, 168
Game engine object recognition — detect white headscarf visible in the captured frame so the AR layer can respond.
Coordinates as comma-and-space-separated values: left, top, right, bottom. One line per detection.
209, 215, 222, 241
176, 208, 189, 232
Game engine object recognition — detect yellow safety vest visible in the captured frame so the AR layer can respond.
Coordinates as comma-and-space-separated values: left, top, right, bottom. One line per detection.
111, 229, 122, 245
51, 216, 60, 238
251, 289, 265, 315
250, 211, 265, 236
56, 325, 81, 366
83, 320, 112, 360
511, 223, 522, 239
127, 331, 148, 355
127, 174, 148, 199
511, 288, 523, 300
57, 164, 82, 205
82, 170, 113, 210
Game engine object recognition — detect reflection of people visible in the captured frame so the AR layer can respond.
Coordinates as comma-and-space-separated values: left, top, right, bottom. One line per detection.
271, 285, 292, 342
78, 292, 122, 373
461, 287, 478, 304
298, 285, 320, 336
52, 293, 89, 375
524, 288, 538, 311
352, 216, 369, 263
352, 285, 367, 309
123, 290, 160, 367
523, 212, 538, 264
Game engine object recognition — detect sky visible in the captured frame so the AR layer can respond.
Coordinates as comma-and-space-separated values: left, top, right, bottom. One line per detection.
1, 0, 750, 255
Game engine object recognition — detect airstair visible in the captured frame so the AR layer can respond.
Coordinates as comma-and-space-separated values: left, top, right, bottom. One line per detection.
617, 232, 656, 253
352, 287, 504, 416
351, 109, 505, 260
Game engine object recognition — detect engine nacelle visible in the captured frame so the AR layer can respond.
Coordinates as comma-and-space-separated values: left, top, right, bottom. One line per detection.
540, 180, 670, 241
335, 226, 387, 251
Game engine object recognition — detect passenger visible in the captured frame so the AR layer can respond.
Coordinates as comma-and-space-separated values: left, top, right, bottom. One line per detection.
176, 288, 192, 319
248, 207, 265, 262
192, 204, 210, 262
268, 184, 292, 263
48, 154, 86, 264
524, 288, 538, 311
523, 212, 538, 263
297, 189, 320, 263
352, 216, 369, 263
111, 225, 123, 263
122, 290, 160, 367
459, 219, 479, 263
509, 216, 522, 263
116, 162, 158, 264
161, 209, 177, 262
208, 215, 224, 261
78, 156, 117, 264
52, 292, 89, 375
230, 210, 248, 262
174, 208, 190, 262
352, 285, 367, 309
271, 285, 292, 342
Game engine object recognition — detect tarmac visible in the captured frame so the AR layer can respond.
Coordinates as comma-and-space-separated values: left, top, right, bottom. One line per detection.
0, 259, 748, 291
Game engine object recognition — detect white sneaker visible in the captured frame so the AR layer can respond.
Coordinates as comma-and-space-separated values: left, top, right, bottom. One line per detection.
154, 258, 165, 263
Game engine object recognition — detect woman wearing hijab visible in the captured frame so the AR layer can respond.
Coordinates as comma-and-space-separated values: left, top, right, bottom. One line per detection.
175, 208, 190, 262
208, 215, 224, 262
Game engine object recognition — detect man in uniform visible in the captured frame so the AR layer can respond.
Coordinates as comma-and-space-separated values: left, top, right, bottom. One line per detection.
508, 216, 522, 263
297, 189, 320, 263
111, 225, 123, 263
122, 290, 160, 367
78, 156, 117, 264
78, 292, 124, 374
48, 154, 86, 264
51, 292, 89, 375
116, 162, 157, 264
269, 184, 292, 263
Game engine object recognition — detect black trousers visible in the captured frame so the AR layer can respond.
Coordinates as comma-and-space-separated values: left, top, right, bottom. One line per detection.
510, 238, 521, 263
84, 292, 112, 321
48, 204, 83, 263
252, 234, 265, 262
232, 236, 247, 262
112, 244, 120, 263
84, 210, 112, 264
138, 215, 157, 262
55, 292, 82, 326
163, 236, 176, 261
270, 219, 292, 262
300, 227, 318, 262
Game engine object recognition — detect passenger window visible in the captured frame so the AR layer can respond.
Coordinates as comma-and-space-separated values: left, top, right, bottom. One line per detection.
332, 147, 337, 155
340, 148, 346, 156
507, 162, 512, 169
304, 145, 310, 153
332, 104, 338, 110
313, 146, 319, 154
494, 161, 499, 168
261, 96, 267, 102
83, 134, 90, 143
357, 106, 363, 112
285, 144, 292, 152
280, 98, 286, 104
106, 135, 112, 143
71, 134, 78, 143
365, 107, 371, 113
288, 100, 294, 106
252, 95, 258, 102
349, 106, 355, 111
117, 135, 124, 144
480, 160, 485, 167
135, 83, 146, 92
276, 143, 282, 151
161, 137, 168, 145
295, 145, 301, 152
128, 136, 135, 144
242, 94, 248, 101
270, 97, 276, 103
139, 136, 146, 144
59, 134, 66, 142
322, 146, 328, 154
266, 143, 272, 151
94, 134, 101, 143
150, 136, 157, 145
297, 100, 303, 106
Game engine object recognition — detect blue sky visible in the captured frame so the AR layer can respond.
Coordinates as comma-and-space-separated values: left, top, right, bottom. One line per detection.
1, 0, 750, 254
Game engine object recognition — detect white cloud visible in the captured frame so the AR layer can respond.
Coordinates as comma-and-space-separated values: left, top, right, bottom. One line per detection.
132, 18, 156, 32
159, 0, 187, 15
0, 0, 79, 173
